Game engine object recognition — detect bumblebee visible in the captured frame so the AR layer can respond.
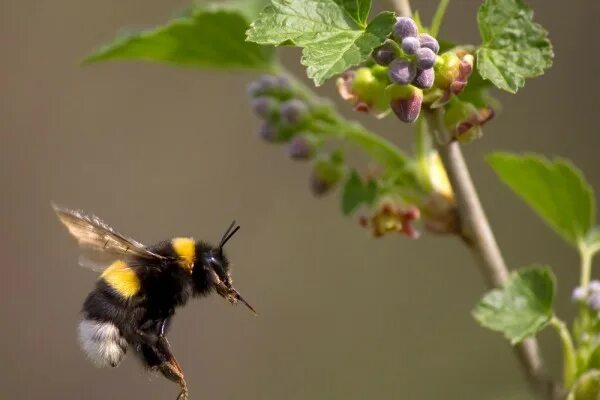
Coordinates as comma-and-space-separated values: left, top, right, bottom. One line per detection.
53, 204, 255, 400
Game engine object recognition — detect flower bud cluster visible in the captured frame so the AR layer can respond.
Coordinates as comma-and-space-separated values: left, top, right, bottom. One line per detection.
573, 281, 600, 311
248, 75, 315, 158
338, 17, 442, 123
385, 18, 440, 123
248, 75, 344, 196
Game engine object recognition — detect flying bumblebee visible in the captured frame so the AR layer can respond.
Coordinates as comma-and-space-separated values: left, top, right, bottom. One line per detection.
53, 204, 256, 400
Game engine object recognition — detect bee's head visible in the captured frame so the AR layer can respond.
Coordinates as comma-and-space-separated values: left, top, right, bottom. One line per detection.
193, 221, 256, 315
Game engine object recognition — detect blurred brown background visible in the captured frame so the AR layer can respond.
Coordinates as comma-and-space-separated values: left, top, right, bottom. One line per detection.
1, 0, 598, 399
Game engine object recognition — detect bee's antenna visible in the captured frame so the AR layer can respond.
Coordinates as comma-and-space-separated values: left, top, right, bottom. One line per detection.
219, 220, 240, 250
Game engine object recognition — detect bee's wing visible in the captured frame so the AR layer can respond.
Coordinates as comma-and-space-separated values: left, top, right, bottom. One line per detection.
53, 204, 166, 271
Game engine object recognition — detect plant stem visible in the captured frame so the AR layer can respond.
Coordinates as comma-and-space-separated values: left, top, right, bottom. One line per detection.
580, 246, 593, 289
392, 0, 412, 17
550, 316, 577, 389
424, 109, 561, 399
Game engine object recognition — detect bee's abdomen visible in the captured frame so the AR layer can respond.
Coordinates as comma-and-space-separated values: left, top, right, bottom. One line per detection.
78, 319, 128, 367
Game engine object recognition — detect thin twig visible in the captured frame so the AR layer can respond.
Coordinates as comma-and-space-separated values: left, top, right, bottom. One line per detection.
425, 109, 562, 400
392, 0, 412, 17
385, 4, 559, 396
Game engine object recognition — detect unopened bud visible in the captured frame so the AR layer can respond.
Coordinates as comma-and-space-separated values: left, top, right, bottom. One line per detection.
248, 74, 293, 99
572, 286, 587, 302
372, 43, 396, 66
393, 17, 418, 41
590, 281, 600, 293
412, 68, 435, 89
310, 157, 343, 196
287, 136, 314, 160
415, 47, 436, 70
251, 97, 277, 119
401, 37, 420, 55
280, 99, 309, 124
258, 123, 277, 142
388, 59, 416, 85
418, 34, 440, 54
589, 294, 600, 311
387, 84, 423, 123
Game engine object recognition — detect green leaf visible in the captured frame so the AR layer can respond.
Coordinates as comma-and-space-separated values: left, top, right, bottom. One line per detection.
341, 171, 377, 215
476, 0, 553, 93
213, 0, 271, 22
333, 0, 371, 27
246, 0, 395, 85
85, 8, 274, 70
473, 266, 555, 344
429, 0, 450, 37
487, 153, 595, 247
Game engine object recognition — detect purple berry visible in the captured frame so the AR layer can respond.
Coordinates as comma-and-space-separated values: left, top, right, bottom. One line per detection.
412, 68, 435, 89
280, 99, 308, 124
415, 47, 436, 69
388, 59, 416, 85
401, 37, 420, 55
259, 123, 277, 142
251, 97, 276, 119
393, 17, 418, 41
419, 34, 440, 54
288, 136, 313, 160
372, 43, 396, 66
572, 286, 587, 302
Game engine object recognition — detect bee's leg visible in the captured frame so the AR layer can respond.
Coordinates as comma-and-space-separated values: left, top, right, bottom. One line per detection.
155, 334, 184, 372
158, 357, 188, 400
135, 329, 188, 399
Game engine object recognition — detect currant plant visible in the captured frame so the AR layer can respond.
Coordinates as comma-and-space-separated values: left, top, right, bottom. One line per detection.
85, 0, 599, 398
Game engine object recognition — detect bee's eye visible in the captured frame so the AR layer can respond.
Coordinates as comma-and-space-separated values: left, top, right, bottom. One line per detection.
204, 253, 223, 271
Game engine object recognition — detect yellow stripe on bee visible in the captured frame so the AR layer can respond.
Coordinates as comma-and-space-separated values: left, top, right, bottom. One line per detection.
100, 260, 140, 298
172, 237, 195, 273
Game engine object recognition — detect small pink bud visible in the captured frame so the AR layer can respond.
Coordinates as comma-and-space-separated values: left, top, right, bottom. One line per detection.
387, 84, 423, 123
